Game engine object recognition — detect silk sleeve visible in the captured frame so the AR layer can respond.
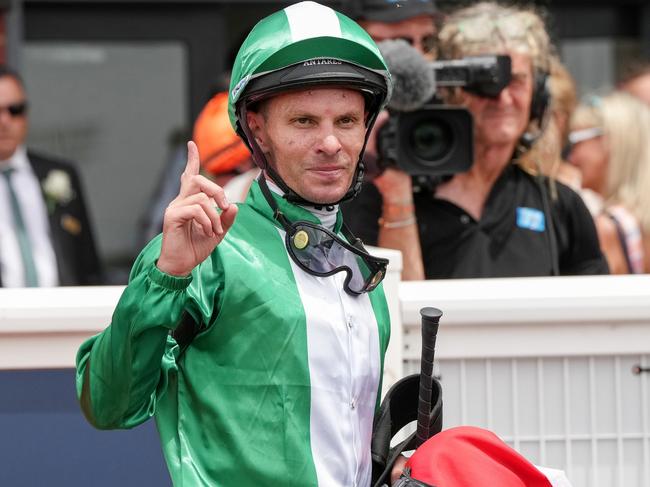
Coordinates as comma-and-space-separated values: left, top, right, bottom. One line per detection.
75, 236, 221, 429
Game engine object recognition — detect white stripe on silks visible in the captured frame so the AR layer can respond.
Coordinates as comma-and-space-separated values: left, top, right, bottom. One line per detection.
277, 227, 381, 486
284, 1, 342, 42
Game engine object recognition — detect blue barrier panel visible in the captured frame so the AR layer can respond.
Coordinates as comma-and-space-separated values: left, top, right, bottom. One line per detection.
0, 369, 171, 487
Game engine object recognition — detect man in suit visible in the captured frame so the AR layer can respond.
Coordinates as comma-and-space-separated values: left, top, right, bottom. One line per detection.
0, 66, 103, 287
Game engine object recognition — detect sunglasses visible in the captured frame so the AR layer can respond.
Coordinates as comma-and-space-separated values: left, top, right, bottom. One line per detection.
0, 102, 28, 118
372, 34, 436, 55
568, 126, 603, 145
562, 127, 604, 160
397, 34, 437, 54
258, 176, 388, 295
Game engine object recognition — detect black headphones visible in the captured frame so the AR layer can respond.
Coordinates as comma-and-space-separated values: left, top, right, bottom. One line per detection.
529, 69, 551, 123
520, 69, 551, 149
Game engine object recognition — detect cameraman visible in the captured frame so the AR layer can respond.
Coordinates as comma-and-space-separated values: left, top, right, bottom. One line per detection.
350, 0, 437, 58
343, 0, 437, 280
346, 2, 609, 279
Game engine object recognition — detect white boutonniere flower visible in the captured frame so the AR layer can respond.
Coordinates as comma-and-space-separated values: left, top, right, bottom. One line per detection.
42, 169, 75, 212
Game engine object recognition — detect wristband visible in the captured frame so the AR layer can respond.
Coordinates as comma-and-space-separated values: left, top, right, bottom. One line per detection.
378, 216, 417, 229
383, 198, 413, 206
382, 202, 415, 220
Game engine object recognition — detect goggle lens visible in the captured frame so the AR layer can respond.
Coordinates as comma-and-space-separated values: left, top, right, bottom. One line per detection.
287, 222, 386, 295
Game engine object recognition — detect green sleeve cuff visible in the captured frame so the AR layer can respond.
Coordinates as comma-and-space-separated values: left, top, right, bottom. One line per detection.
148, 263, 193, 290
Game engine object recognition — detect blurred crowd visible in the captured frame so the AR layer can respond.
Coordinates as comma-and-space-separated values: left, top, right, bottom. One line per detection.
1, 0, 650, 288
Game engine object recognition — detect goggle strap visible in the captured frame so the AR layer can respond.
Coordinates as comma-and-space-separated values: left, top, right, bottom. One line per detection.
341, 222, 366, 252
258, 174, 292, 232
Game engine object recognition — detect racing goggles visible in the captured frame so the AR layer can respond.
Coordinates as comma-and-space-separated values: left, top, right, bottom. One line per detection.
282, 219, 387, 295
259, 178, 388, 295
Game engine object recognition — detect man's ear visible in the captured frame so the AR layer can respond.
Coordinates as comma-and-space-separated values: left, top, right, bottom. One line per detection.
246, 110, 269, 152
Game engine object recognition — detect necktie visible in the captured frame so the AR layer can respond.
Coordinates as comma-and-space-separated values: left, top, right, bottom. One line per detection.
2, 167, 39, 287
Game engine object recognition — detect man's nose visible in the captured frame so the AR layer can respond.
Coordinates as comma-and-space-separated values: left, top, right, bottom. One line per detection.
319, 133, 342, 155
496, 86, 515, 105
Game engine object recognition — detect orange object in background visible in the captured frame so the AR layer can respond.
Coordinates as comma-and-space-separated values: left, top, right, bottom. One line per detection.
193, 92, 251, 175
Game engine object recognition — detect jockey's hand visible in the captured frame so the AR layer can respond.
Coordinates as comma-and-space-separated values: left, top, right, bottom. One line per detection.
157, 141, 238, 276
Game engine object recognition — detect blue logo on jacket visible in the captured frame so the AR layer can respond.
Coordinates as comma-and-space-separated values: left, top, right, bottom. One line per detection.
516, 207, 545, 232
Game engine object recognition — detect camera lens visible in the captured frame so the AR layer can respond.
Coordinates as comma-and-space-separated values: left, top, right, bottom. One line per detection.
409, 119, 453, 165
395, 106, 472, 176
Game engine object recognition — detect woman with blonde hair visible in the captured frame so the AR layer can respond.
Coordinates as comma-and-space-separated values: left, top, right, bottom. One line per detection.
568, 91, 650, 273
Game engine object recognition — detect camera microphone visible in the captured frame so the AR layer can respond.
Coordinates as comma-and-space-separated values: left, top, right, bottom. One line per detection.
375, 39, 473, 177
378, 39, 436, 112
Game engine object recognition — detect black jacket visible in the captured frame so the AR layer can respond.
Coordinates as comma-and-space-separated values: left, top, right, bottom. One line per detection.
344, 164, 609, 279
0, 152, 104, 286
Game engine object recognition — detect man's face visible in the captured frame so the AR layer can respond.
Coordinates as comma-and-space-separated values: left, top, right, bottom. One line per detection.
247, 87, 367, 204
360, 14, 435, 57
460, 51, 534, 148
0, 76, 28, 161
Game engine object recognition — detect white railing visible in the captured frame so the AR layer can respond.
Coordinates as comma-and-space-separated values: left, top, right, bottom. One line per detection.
0, 247, 403, 370
0, 285, 124, 369
399, 275, 650, 487
1, 267, 649, 487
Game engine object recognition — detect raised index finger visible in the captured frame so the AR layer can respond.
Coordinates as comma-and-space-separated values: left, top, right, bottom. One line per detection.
179, 141, 201, 197
185, 141, 200, 176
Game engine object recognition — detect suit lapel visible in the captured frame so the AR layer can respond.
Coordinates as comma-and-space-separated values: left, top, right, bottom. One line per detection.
28, 154, 73, 284
28, 153, 59, 235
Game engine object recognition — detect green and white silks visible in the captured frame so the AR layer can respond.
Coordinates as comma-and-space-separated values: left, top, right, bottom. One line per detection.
76, 179, 391, 486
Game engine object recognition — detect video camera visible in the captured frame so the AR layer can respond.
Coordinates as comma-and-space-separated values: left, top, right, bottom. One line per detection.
376, 40, 512, 176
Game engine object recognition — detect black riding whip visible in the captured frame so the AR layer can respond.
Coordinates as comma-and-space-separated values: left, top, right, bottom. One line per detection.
415, 307, 442, 448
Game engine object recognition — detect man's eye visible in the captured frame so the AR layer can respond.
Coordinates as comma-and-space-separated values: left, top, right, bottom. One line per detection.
295, 118, 312, 125
511, 74, 528, 85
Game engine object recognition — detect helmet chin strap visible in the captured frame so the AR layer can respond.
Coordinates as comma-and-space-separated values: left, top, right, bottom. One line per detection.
236, 102, 374, 208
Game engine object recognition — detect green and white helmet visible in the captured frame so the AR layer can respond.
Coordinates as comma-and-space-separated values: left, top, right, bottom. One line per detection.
228, 1, 392, 205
